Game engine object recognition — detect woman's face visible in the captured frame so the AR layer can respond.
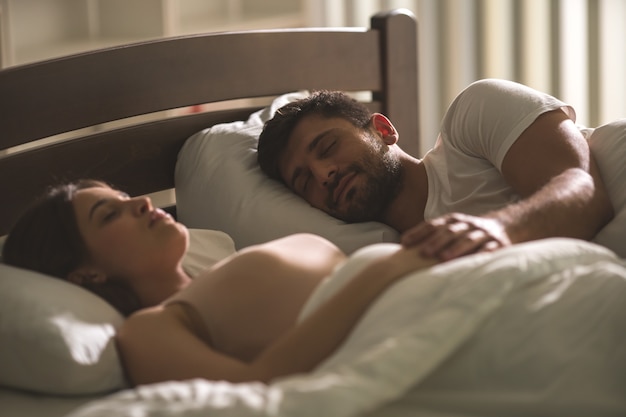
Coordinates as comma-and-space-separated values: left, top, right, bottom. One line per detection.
72, 185, 188, 281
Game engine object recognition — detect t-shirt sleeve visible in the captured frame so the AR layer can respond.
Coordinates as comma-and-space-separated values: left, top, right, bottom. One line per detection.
439, 79, 576, 170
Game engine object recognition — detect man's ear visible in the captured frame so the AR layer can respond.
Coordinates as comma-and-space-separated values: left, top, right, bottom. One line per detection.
67, 265, 108, 286
370, 113, 399, 145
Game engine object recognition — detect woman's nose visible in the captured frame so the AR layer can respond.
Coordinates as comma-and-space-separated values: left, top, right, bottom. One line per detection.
130, 196, 153, 216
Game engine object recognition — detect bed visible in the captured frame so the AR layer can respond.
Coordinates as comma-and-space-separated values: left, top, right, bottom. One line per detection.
1, 8, 625, 417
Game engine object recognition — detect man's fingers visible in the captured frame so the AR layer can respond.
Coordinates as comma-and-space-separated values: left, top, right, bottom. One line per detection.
401, 217, 453, 246
417, 222, 471, 257
401, 223, 435, 246
401, 213, 510, 261
437, 228, 493, 260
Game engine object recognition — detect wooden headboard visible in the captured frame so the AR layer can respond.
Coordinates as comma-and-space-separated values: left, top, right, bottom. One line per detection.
0, 9, 418, 236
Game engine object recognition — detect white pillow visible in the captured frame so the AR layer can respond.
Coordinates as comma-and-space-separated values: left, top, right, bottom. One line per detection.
0, 263, 126, 395
182, 228, 236, 277
0, 228, 235, 395
175, 92, 400, 254
588, 120, 626, 257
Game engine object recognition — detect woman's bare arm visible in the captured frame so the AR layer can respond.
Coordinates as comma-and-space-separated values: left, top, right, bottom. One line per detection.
116, 239, 435, 385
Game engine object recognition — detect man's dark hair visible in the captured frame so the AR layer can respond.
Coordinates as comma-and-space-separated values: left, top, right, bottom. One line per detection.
257, 91, 372, 182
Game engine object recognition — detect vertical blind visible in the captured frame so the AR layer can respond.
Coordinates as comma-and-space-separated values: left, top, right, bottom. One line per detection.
312, 0, 626, 155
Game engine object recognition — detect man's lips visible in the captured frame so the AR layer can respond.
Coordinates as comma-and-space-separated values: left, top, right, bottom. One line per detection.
332, 172, 357, 206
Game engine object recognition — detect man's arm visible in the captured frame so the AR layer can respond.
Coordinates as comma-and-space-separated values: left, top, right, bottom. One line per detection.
402, 110, 614, 261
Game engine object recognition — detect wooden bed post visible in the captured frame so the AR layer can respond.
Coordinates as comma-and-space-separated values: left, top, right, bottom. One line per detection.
371, 9, 420, 157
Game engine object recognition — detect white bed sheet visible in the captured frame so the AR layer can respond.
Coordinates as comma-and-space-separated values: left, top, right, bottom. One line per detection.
63, 238, 626, 417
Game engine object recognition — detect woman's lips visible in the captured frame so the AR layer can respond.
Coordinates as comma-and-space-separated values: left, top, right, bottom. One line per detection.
149, 208, 170, 227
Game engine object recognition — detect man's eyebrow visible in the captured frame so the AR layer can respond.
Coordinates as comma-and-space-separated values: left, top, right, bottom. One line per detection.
289, 129, 335, 189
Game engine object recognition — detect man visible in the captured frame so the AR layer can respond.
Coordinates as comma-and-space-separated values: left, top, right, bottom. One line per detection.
257, 79, 614, 261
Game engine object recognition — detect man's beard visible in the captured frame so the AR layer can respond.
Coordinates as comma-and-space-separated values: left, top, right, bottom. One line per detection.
326, 138, 403, 223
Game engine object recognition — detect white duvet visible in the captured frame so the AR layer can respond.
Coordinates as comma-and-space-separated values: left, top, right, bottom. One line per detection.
68, 238, 626, 417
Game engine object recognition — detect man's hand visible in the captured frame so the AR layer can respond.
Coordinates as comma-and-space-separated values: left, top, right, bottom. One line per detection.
400, 213, 511, 261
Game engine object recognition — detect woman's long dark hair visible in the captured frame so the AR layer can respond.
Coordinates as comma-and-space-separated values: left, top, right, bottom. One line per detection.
2, 179, 140, 316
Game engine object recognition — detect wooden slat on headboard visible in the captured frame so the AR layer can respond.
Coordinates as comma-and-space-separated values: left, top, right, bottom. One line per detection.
0, 9, 418, 236
1, 30, 381, 149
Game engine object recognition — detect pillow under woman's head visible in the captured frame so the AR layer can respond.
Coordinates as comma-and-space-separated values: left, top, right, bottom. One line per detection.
0, 228, 235, 395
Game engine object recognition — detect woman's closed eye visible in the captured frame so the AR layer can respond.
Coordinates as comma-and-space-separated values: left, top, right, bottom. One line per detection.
101, 209, 119, 224
94, 196, 128, 224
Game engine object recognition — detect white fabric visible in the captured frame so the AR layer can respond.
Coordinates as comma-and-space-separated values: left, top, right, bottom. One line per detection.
421, 78, 625, 257
181, 228, 236, 277
175, 92, 399, 254
422, 78, 576, 220
0, 263, 126, 395
67, 238, 626, 417
0, 229, 235, 395
587, 119, 626, 257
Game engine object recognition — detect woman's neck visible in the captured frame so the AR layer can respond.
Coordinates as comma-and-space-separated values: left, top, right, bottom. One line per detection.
134, 264, 192, 307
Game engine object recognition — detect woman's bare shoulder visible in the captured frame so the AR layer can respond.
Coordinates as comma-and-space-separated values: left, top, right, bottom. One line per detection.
117, 305, 177, 344
243, 233, 346, 265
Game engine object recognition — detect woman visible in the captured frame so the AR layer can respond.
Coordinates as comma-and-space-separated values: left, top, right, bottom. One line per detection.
2, 179, 435, 387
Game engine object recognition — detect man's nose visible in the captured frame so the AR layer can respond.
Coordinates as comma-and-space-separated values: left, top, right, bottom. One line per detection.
310, 161, 337, 188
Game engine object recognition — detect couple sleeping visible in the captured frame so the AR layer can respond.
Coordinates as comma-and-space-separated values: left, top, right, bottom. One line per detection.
3, 79, 624, 416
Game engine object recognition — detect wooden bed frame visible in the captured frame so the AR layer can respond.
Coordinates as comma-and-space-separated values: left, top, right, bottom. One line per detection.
0, 9, 418, 236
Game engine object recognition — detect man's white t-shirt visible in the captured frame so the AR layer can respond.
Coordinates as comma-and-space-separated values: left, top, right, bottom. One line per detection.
422, 78, 577, 220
